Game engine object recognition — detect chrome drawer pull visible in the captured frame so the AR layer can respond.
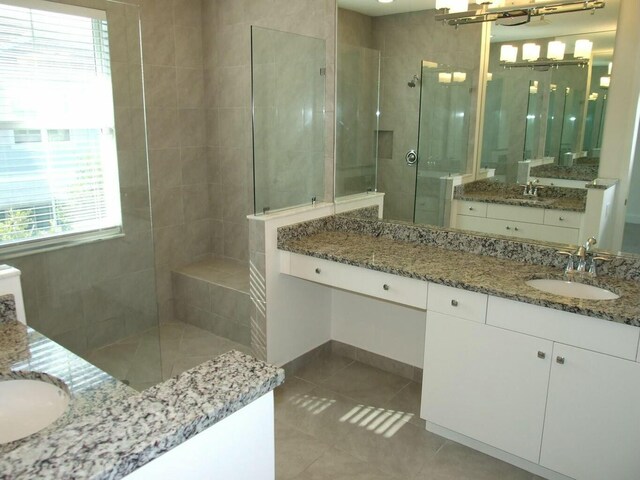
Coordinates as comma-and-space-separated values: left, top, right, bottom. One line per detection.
383, 284, 390, 291
451, 299, 459, 307
315, 268, 321, 274
556, 356, 565, 365
537, 351, 546, 359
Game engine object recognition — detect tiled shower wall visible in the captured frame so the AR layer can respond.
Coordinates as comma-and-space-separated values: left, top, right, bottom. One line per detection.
137, 0, 213, 324
202, 0, 337, 264
371, 10, 481, 222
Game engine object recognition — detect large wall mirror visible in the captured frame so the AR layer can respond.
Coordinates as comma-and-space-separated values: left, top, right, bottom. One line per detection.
335, 0, 640, 256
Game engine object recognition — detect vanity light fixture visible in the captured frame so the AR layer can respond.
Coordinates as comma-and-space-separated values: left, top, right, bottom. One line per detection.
600, 76, 611, 88
499, 39, 590, 70
589, 92, 599, 101
377, 0, 394, 3
608, 61, 613, 75
435, 0, 605, 28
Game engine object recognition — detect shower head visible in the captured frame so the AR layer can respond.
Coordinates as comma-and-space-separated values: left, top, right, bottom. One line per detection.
408, 75, 420, 88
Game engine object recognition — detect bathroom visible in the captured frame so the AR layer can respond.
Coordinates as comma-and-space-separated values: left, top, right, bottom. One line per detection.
1, 0, 640, 478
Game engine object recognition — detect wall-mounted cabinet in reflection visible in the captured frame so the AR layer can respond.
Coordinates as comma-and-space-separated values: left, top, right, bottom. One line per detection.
251, 27, 325, 215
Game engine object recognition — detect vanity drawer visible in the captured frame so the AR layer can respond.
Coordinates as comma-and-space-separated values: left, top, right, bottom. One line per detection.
456, 215, 579, 244
288, 253, 428, 309
487, 296, 640, 360
543, 209, 583, 229
486, 204, 545, 224
427, 283, 488, 323
456, 200, 487, 218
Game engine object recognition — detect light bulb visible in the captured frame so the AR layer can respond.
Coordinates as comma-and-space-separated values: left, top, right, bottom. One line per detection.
547, 41, 565, 61
500, 45, 518, 63
487, 72, 493, 81
522, 43, 541, 62
453, 72, 467, 82
574, 39, 593, 59
600, 76, 610, 88
439, 72, 453, 84
608, 62, 613, 75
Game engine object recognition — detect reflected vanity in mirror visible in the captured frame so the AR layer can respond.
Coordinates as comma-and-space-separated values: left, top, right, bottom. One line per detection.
336, 0, 639, 255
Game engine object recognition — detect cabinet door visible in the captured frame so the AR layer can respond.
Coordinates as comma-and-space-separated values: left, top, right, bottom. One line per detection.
540, 344, 640, 480
421, 312, 553, 463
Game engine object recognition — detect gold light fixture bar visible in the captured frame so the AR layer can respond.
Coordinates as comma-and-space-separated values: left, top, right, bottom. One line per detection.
436, 0, 605, 27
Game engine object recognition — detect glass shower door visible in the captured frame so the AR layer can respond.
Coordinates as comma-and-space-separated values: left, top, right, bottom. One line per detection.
414, 62, 473, 226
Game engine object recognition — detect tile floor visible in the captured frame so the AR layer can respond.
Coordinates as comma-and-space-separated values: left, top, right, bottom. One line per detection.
275, 349, 544, 480
88, 325, 544, 479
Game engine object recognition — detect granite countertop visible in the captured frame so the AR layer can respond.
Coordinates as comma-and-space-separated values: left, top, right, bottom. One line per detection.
453, 179, 587, 212
0, 313, 284, 479
530, 164, 599, 181
279, 229, 640, 327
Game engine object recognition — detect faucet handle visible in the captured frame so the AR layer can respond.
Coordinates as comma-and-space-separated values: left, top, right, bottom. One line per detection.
588, 256, 611, 277
584, 237, 597, 251
557, 250, 575, 274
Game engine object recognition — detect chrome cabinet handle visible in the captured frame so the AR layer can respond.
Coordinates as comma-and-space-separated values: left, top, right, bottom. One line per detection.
451, 299, 459, 307
505, 226, 511, 230
537, 351, 546, 359
383, 284, 390, 291
315, 268, 321, 274
559, 216, 564, 221
556, 356, 565, 365
469, 207, 474, 211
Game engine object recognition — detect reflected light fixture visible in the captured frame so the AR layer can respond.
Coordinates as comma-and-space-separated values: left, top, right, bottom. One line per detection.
522, 43, 541, 62
500, 45, 518, 63
574, 39, 593, 59
453, 71, 467, 82
547, 41, 566, 61
608, 62, 613, 75
500, 39, 590, 70
435, 0, 605, 28
600, 76, 611, 88
438, 72, 453, 84
377, 0, 394, 3
529, 81, 539, 95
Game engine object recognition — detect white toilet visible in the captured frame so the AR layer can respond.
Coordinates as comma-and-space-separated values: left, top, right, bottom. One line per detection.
0, 265, 27, 325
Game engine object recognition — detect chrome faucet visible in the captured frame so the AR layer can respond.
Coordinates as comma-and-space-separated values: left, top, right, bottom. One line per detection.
558, 237, 610, 277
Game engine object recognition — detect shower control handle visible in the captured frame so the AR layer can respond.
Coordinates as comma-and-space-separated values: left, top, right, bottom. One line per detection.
405, 150, 418, 166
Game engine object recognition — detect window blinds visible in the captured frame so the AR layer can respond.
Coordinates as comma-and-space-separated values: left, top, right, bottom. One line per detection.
0, 0, 121, 253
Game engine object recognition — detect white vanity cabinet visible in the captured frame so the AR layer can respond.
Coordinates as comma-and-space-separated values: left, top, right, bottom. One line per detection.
453, 200, 582, 245
422, 293, 640, 480
540, 344, 640, 480
422, 312, 552, 463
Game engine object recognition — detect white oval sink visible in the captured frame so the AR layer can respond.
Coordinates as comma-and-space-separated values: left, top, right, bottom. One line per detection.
526, 279, 619, 301
0, 378, 70, 444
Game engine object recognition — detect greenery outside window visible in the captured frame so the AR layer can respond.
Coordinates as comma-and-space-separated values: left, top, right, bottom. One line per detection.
0, 0, 122, 257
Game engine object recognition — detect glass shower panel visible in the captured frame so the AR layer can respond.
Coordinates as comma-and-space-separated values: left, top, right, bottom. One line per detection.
251, 27, 326, 214
524, 80, 543, 160
414, 63, 472, 226
0, 1, 161, 391
335, 43, 380, 197
544, 85, 564, 159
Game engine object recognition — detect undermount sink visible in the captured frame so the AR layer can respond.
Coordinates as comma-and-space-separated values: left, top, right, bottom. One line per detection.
0, 374, 70, 444
526, 278, 619, 301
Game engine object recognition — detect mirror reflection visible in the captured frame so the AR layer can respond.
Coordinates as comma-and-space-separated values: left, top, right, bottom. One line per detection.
336, 0, 639, 255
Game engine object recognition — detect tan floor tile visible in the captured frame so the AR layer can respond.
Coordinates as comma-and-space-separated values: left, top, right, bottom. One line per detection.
320, 361, 411, 406
383, 381, 425, 428
415, 441, 533, 480
275, 423, 331, 480
293, 351, 354, 384
292, 447, 400, 480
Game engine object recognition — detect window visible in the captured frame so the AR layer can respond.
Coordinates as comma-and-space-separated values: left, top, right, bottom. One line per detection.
0, 0, 122, 255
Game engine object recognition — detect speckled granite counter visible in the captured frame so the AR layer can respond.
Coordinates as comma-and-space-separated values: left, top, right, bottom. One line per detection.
453, 178, 587, 212
0, 315, 284, 478
277, 216, 640, 327
530, 164, 598, 181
